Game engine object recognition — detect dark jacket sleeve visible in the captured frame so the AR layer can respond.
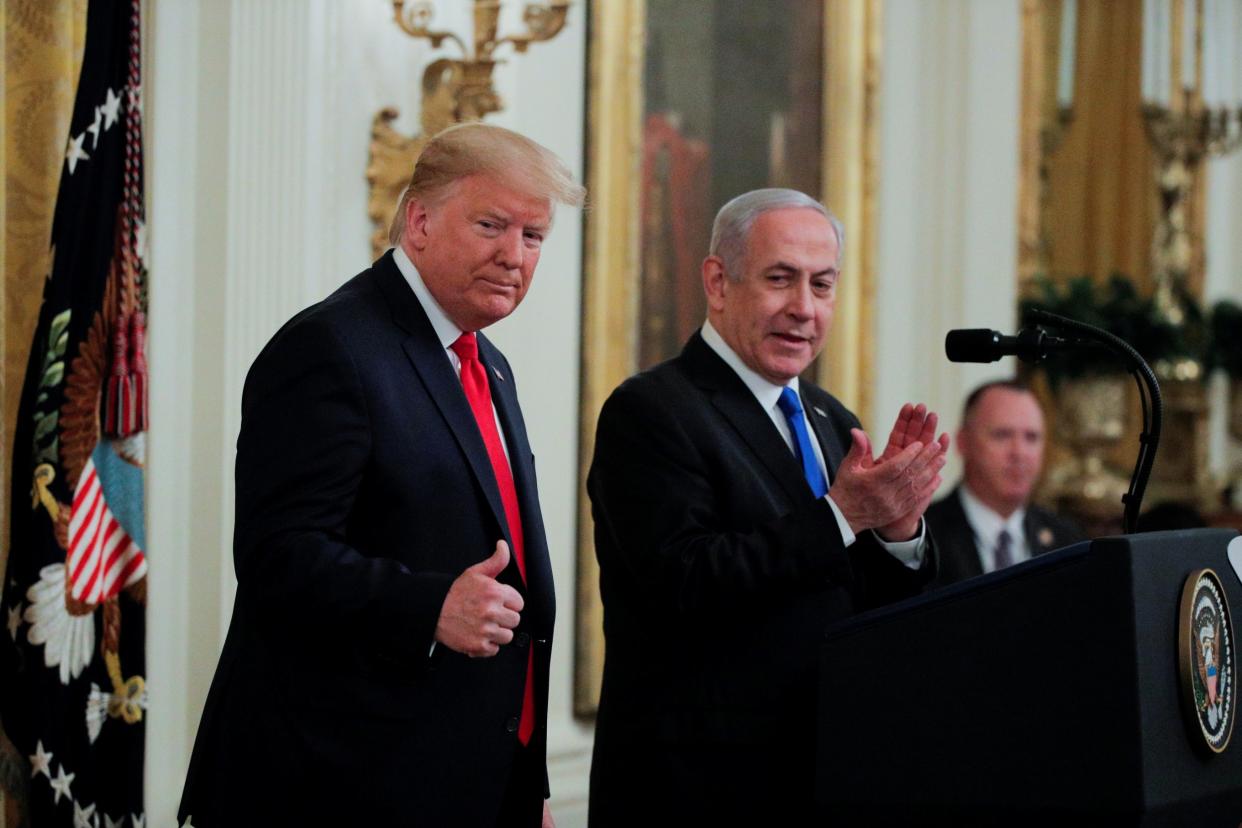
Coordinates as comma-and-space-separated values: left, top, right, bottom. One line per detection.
232, 314, 453, 665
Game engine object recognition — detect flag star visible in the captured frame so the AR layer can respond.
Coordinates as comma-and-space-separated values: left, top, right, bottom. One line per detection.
101, 88, 122, 129
65, 133, 89, 174
87, 106, 103, 149
6, 604, 20, 641
132, 815, 145, 828
104, 815, 124, 828
49, 763, 75, 803
72, 800, 97, 828
28, 740, 52, 778
127, 85, 142, 115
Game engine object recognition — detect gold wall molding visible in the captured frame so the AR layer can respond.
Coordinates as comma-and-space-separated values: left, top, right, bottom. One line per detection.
575, 0, 880, 718
820, 0, 879, 427
1017, 0, 1045, 282
575, 0, 645, 717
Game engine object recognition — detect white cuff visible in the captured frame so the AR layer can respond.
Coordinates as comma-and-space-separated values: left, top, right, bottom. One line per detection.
871, 519, 927, 570
824, 495, 858, 548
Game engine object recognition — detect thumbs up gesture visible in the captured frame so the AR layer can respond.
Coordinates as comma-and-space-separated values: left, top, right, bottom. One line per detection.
436, 540, 525, 657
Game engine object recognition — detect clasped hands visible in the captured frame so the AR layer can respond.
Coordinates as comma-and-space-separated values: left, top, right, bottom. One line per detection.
831, 403, 950, 542
435, 540, 523, 657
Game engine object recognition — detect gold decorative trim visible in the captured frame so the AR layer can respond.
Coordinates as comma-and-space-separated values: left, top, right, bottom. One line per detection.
1017, 0, 1047, 284
574, 0, 645, 717
819, 0, 880, 428
574, 0, 881, 718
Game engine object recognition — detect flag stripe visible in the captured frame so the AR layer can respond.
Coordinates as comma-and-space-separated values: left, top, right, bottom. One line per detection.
67, 457, 147, 604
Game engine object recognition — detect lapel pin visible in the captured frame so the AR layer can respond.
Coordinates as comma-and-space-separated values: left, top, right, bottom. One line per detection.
492, 365, 505, 382
813, 406, 828, 418
1037, 527, 1054, 547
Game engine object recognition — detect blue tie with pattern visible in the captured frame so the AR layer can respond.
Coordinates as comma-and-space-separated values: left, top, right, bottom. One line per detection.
777, 387, 829, 498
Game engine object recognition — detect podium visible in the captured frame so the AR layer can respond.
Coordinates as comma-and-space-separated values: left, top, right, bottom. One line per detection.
816, 528, 1242, 824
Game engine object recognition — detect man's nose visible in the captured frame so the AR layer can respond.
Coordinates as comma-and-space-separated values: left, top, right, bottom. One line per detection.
495, 229, 524, 270
786, 281, 814, 319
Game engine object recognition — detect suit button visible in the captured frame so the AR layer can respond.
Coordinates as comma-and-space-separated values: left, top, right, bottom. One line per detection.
515, 632, 530, 648
505, 717, 519, 733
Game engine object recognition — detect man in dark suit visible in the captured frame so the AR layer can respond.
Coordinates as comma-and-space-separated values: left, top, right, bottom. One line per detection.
178, 124, 583, 827
927, 380, 1082, 589
586, 188, 951, 825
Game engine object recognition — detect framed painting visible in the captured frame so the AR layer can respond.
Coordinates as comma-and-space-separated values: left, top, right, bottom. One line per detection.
575, 0, 881, 716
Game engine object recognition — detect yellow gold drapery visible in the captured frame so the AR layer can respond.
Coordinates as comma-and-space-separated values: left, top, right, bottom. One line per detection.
3, 0, 88, 582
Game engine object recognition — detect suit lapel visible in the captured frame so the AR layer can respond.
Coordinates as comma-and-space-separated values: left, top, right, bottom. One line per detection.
803, 394, 846, 480
1023, 510, 1058, 557
682, 334, 809, 503
945, 489, 985, 580
373, 254, 511, 550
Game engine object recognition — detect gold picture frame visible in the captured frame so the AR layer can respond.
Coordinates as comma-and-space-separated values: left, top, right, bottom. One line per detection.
575, 0, 881, 717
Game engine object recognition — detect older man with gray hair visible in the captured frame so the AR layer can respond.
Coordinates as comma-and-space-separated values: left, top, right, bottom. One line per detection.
587, 188, 950, 824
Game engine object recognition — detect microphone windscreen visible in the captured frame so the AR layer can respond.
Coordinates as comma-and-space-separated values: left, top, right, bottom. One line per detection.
944, 329, 1001, 363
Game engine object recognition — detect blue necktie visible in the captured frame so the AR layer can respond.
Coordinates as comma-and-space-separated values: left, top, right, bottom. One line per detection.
777, 387, 829, 498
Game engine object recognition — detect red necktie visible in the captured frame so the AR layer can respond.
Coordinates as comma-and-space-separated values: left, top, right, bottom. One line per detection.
450, 332, 535, 745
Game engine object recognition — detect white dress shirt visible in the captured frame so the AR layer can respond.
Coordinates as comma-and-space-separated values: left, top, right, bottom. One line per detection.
959, 483, 1030, 573
700, 320, 924, 568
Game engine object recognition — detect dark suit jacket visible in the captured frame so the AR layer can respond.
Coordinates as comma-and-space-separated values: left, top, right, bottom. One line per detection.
586, 332, 934, 825
178, 252, 554, 827
926, 485, 1083, 590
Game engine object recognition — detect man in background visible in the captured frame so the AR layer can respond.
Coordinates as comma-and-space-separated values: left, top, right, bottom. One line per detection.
179, 123, 583, 827
927, 380, 1082, 589
587, 188, 950, 824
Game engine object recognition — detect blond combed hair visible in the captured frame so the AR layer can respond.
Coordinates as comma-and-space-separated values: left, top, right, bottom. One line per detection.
388, 122, 585, 246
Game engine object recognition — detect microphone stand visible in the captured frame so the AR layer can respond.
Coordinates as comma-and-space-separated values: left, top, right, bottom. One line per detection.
1025, 308, 1162, 535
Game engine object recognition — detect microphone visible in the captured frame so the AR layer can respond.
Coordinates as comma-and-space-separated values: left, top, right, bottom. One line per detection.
944, 327, 1073, 364
945, 310, 1164, 534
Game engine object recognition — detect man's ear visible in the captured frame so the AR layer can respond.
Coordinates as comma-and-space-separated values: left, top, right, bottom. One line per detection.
702, 255, 729, 314
406, 199, 431, 252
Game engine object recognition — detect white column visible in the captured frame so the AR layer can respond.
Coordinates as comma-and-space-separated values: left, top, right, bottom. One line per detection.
1205, 145, 1242, 487
876, 0, 1023, 478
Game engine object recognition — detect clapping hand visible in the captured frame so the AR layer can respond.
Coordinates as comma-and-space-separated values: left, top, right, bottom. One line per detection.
830, 403, 950, 541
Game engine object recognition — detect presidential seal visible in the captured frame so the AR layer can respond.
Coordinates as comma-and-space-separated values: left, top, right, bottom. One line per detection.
1179, 569, 1236, 754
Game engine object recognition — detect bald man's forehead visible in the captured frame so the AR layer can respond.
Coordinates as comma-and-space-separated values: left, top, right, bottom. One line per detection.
967, 387, 1044, 430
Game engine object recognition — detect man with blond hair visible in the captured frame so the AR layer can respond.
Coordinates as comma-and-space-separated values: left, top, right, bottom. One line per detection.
179, 123, 583, 827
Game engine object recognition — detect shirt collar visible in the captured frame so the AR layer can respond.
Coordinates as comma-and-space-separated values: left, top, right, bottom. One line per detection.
701, 319, 798, 412
393, 245, 464, 350
960, 483, 1026, 548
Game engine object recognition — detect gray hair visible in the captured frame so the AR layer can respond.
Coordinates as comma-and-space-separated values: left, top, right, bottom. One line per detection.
708, 188, 844, 281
